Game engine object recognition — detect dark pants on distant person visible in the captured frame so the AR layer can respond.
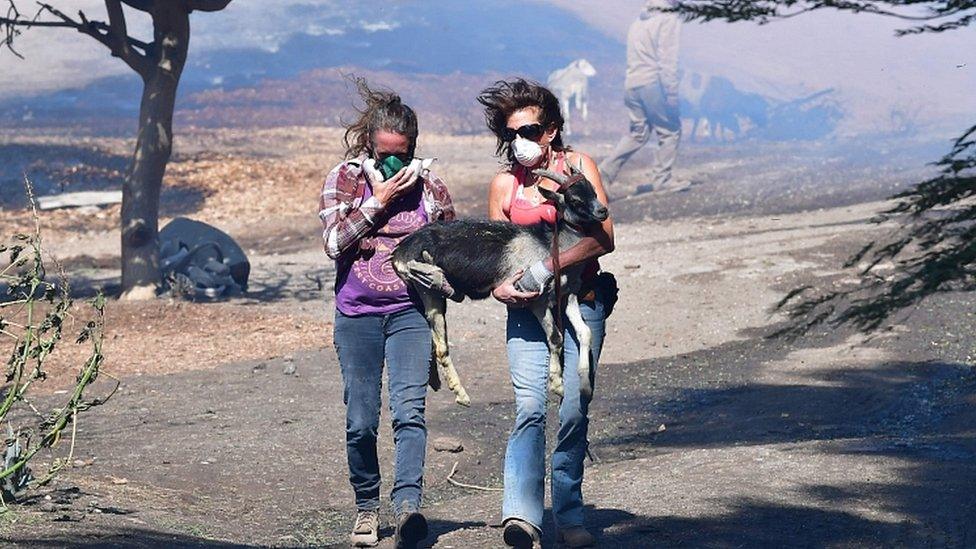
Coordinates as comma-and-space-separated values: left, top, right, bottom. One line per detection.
333, 306, 431, 514
599, 82, 681, 189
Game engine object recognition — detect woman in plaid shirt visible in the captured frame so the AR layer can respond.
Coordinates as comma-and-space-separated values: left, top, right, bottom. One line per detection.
318, 77, 454, 549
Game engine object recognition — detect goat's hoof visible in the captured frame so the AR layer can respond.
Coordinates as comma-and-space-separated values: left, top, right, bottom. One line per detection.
455, 392, 471, 407
579, 371, 592, 398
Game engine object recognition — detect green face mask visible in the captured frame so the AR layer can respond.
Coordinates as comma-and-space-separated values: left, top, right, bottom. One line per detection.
378, 155, 407, 180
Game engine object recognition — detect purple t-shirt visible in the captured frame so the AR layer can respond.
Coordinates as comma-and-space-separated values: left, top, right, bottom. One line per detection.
335, 182, 427, 316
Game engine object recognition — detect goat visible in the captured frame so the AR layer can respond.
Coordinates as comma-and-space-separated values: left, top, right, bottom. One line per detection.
392, 164, 608, 407
547, 59, 597, 136
680, 71, 770, 142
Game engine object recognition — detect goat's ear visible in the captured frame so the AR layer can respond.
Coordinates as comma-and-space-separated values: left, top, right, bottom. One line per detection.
538, 186, 564, 206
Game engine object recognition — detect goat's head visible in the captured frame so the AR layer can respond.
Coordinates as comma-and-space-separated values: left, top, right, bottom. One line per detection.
574, 59, 597, 78
533, 162, 609, 229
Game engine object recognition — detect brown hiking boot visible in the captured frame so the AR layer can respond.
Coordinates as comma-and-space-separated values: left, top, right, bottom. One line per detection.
394, 502, 428, 549
557, 526, 596, 547
349, 509, 379, 547
503, 518, 541, 548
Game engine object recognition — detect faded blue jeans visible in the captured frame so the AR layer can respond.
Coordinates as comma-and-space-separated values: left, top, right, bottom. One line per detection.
333, 306, 431, 514
502, 296, 606, 532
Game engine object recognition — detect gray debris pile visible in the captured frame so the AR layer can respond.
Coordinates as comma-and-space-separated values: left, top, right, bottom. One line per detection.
159, 217, 250, 299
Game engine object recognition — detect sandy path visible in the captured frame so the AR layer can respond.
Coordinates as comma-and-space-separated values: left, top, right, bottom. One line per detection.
7, 196, 974, 548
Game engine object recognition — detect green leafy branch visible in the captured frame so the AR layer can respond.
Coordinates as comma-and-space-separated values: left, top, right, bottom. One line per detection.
773, 125, 976, 336
669, 1, 976, 35
0, 177, 117, 504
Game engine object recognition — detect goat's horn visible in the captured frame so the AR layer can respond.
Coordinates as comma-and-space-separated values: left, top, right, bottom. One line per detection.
568, 157, 584, 175
533, 169, 568, 186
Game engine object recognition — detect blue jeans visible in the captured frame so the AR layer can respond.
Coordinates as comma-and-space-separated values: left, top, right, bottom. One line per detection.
502, 296, 606, 531
333, 306, 431, 513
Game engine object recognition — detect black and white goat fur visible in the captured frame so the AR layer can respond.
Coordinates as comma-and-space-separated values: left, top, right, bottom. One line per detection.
392, 164, 609, 406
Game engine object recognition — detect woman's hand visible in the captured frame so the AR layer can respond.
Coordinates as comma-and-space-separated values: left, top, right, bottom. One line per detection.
366, 160, 419, 207
373, 167, 418, 206
492, 270, 540, 307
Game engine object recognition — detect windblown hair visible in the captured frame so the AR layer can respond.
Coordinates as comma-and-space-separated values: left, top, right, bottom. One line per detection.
342, 76, 419, 159
477, 78, 567, 164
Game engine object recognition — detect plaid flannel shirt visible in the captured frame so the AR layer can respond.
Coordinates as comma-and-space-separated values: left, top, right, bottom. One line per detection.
318, 157, 455, 261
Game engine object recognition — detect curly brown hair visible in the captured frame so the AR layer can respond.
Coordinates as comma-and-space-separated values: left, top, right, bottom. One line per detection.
477, 78, 567, 165
342, 76, 419, 160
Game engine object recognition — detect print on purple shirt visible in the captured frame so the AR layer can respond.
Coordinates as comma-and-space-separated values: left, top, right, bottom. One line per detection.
335, 182, 428, 316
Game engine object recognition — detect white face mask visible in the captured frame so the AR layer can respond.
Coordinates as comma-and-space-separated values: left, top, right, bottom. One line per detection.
512, 136, 544, 167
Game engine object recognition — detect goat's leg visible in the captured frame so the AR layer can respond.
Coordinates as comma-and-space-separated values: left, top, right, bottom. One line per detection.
420, 291, 470, 407
530, 301, 564, 399
426, 344, 441, 392
562, 98, 573, 136
418, 290, 442, 392
564, 293, 592, 399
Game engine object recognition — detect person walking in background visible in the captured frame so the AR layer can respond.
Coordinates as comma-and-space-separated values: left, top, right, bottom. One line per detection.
599, 0, 688, 195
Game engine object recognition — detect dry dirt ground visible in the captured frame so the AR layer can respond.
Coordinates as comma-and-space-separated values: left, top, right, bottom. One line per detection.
0, 128, 974, 548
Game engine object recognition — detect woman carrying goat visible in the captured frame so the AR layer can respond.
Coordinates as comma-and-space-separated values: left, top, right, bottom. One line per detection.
483, 79, 615, 549
395, 78, 615, 547
318, 77, 454, 549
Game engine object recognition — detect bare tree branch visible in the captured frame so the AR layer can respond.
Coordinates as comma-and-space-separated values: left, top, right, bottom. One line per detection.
0, 1, 151, 76
185, 0, 232, 13
1, 18, 73, 27
102, 0, 151, 77
33, 3, 121, 66
88, 18, 151, 53
2, 1, 56, 56
104, 0, 129, 47
119, 0, 152, 12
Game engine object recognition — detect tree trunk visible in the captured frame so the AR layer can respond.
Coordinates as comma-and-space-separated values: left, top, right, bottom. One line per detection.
119, 6, 190, 300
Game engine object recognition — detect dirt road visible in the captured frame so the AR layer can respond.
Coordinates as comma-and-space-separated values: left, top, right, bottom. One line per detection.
1, 130, 973, 547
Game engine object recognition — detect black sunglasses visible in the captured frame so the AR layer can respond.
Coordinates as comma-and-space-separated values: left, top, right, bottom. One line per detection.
501, 123, 545, 143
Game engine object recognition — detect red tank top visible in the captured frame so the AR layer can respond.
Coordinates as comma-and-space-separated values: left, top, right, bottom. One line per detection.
505, 154, 600, 282
507, 154, 564, 225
